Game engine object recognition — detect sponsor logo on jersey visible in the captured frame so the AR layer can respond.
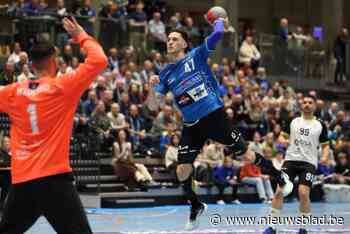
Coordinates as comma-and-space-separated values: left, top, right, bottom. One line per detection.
294, 138, 312, 147
187, 84, 208, 101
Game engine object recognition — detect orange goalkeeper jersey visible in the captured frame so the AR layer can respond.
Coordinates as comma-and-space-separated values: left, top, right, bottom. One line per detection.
0, 32, 108, 184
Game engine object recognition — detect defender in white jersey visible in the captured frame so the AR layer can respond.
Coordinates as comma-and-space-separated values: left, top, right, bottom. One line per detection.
263, 96, 330, 234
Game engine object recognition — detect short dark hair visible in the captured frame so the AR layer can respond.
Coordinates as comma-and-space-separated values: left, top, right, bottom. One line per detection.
303, 95, 317, 103
168, 29, 190, 49
29, 41, 56, 64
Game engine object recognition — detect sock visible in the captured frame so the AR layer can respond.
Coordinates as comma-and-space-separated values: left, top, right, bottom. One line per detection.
183, 175, 201, 208
299, 212, 311, 230
254, 152, 285, 186
270, 208, 281, 230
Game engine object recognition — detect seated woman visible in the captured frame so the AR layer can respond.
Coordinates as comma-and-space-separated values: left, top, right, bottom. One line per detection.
0, 134, 11, 209
112, 129, 154, 189
240, 157, 274, 203
238, 35, 261, 70
165, 133, 180, 177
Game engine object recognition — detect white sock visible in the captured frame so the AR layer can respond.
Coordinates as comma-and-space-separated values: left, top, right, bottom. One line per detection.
270, 208, 281, 230
299, 212, 311, 230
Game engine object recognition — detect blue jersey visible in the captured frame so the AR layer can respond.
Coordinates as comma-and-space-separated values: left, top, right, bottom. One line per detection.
155, 42, 223, 122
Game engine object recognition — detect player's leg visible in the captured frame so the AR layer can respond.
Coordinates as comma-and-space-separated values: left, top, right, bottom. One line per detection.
263, 161, 298, 234
209, 109, 293, 196
0, 185, 41, 234
177, 125, 207, 230
297, 163, 316, 234
40, 174, 93, 234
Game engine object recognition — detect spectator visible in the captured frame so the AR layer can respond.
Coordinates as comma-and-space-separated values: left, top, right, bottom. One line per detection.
127, 104, 149, 152
55, 0, 69, 48
0, 148, 9, 212
315, 161, 334, 184
108, 47, 120, 72
82, 90, 98, 117
112, 129, 153, 189
148, 12, 167, 52
7, 0, 26, 17
184, 17, 201, 47
165, 133, 180, 176
256, 67, 269, 92
14, 52, 29, 75
332, 152, 350, 184
150, 51, 163, 74
140, 60, 155, 83
88, 101, 112, 147
195, 141, 224, 183
98, 1, 123, 50
0, 134, 11, 209
248, 131, 263, 155
151, 105, 178, 151
56, 0, 67, 16
102, 89, 114, 112
278, 18, 289, 42
76, 0, 97, 36
17, 64, 35, 82
0, 62, 16, 85
39, 0, 48, 11
7, 42, 21, 64
57, 58, 73, 77
213, 156, 241, 205
167, 15, 183, 32
107, 103, 129, 132
240, 157, 274, 203
334, 28, 349, 84
239, 35, 261, 70
329, 110, 349, 138
128, 1, 147, 61
62, 44, 74, 66
71, 57, 80, 69
0, 44, 10, 60
21, 0, 43, 16
327, 102, 339, 123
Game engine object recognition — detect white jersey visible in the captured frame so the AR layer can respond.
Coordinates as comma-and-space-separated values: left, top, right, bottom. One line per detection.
285, 116, 328, 167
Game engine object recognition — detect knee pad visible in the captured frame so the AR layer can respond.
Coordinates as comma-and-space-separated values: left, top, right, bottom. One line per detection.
226, 133, 248, 157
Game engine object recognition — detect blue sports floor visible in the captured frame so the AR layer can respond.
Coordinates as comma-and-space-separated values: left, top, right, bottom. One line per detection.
25, 202, 350, 234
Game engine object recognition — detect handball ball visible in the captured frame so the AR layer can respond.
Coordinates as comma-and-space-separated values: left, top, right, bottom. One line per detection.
206, 6, 227, 24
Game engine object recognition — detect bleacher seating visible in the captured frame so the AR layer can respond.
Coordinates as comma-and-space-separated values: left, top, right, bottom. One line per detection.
67, 140, 260, 208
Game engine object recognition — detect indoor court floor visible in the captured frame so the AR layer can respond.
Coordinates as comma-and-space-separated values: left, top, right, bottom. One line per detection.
25, 202, 350, 234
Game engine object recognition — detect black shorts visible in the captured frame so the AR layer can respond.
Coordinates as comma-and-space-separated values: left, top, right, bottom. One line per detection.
282, 161, 316, 188
178, 108, 247, 164
0, 173, 92, 234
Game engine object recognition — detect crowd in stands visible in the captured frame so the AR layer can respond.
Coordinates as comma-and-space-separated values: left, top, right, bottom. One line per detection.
0, 1, 349, 205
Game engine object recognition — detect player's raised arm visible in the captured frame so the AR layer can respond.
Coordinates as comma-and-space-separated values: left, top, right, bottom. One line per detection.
205, 18, 225, 51
58, 17, 108, 95
0, 85, 12, 114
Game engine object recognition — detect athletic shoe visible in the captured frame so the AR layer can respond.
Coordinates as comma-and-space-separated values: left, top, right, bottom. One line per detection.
263, 227, 276, 234
231, 199, 241, 204
298, 228, 308, 234
263, 199, 272, 204
281, 172, 293, 197
216, 200, 225, 205
185, 202, 208, 230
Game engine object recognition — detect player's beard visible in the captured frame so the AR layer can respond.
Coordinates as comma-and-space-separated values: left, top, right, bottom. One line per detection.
303, 107, 314, 115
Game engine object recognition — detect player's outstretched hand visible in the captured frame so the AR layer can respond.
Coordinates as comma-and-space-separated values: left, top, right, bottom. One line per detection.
63, 16, 84, 38
149, 75, 160, 87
